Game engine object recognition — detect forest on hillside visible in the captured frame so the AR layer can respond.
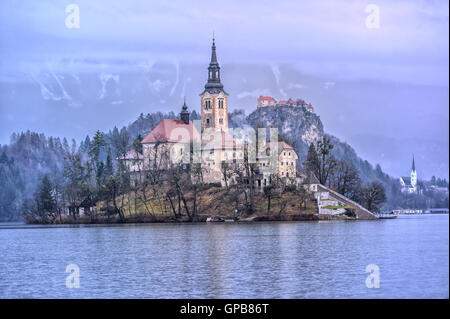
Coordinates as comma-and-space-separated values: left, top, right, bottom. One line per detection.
0, 108, 448, 221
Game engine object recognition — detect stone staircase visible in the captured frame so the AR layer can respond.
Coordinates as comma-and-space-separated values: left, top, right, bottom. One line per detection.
315, 184, 378, 220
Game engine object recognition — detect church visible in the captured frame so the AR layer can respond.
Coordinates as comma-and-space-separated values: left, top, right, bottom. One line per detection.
122, 38, 298, 187
399, 156, 418, 193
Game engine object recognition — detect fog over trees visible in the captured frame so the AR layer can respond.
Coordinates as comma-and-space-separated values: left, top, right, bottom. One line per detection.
0, 109, 447, 221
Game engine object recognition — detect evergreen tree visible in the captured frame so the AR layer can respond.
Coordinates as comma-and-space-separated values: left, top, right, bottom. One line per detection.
36, 175, 56, 217
63, 137, 70, 153
104, 149, 114, 178
304, 137, 337, 185
89, 130, 106, 164
305, 143, 319, 176
133, 134, 143, 154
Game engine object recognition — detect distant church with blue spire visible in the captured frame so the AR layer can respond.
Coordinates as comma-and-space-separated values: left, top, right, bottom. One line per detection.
400, 156, 418, 193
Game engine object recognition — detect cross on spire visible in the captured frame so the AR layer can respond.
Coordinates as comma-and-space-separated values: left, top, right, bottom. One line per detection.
210, 35, 218, 65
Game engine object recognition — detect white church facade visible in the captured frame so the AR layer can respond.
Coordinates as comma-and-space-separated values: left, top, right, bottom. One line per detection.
400, 156, 418, 193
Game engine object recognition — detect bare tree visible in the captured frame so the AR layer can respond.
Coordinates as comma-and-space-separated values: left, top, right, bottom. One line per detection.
220, 162, 233, 190
330, 159, 362, 201
361, 182, 387, 212
263, 173, 280, 215
296, 183, 308, 210
304, 136, 337, 185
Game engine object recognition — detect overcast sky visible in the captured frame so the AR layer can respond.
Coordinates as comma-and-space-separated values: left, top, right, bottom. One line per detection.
0, 0, 448, 179
1, 0, 448, 85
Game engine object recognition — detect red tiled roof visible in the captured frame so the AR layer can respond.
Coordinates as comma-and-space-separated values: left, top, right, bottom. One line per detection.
258, 96, 275, 102
260, 141, 295, 156
277, 100, 287, 105
141, 119, 201, 144
278, 141, 294, 150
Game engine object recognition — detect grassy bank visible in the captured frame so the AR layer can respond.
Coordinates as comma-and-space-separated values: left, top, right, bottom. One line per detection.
25, 184, 358, 224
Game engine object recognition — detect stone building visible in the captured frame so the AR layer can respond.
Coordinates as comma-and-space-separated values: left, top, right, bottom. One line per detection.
140, 103, 201, 171
257, 96, 276, 108
127, 38, 299, 187
200, 38, 229, 133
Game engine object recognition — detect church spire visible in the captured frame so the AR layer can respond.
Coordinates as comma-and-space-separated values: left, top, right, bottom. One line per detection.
412, 155, 416, 172
180, 97, 190, 124
203, 36, 225, 94
210, 35, 218, 65
200, 36, 229, 133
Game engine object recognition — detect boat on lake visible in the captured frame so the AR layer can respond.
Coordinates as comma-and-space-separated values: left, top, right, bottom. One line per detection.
377, 211, 398, 219
378, 215, 397, 219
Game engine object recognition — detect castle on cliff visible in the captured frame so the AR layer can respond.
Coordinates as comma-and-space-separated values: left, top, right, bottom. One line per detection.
121, 38, 298, 187
257, 96, 314, 113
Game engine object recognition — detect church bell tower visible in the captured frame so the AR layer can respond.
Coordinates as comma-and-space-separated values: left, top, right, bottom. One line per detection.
410, 155, 417, 189
200, 37, 229, 132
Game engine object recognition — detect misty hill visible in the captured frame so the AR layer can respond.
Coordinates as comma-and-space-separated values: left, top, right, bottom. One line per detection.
246, 105, 323, 159
243, 105, 401, 200
243, 105, 448, 211
0, 106, 447, 221
1, 61, 448, 179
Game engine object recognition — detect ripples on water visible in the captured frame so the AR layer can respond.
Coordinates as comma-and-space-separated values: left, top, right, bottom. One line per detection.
0, 215, 448, 298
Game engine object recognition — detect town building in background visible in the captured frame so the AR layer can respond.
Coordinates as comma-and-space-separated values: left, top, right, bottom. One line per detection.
257, 96, 314, 113
400, 156, 418, 193
257, 96, 276, 108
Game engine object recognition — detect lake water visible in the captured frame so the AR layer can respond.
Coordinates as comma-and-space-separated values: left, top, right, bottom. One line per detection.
0, 214, 448, 298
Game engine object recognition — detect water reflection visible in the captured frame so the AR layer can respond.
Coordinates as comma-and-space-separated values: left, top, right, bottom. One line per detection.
0, 215, 448, 298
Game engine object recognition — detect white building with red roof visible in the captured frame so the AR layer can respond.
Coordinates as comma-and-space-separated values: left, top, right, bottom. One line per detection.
255, 141, 298, 182
140, 99, 201, 171
135, 38, 299, 186
257, 96, 276, 108
276, 100, 288, 106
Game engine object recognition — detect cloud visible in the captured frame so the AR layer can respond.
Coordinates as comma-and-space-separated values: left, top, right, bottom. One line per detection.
237, 89, 272, 99
287, 83, 307, 89
0, 0, 447, 86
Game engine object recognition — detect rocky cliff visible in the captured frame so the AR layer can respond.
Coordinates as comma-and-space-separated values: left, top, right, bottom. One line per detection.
236, 105, 396, 192
246, 105, 324, 159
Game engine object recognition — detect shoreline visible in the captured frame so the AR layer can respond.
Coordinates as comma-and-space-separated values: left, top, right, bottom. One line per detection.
13, 212, 449, 226
22, 212, 362, 225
